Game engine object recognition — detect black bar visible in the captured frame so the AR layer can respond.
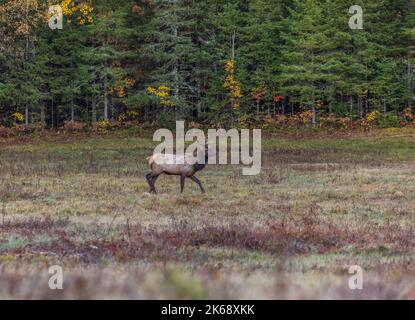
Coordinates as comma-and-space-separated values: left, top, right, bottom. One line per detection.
1, 300, 413, 319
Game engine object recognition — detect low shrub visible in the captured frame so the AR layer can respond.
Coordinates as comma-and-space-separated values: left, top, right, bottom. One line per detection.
378, 113, 401, 128
62, 121, 86, 132
0, 126, 15, 138
118, 111, 140, 124
254, 109, 415, 130
13, 124, 43, 136
92, 119, 122, 134
319, 115, 351, 129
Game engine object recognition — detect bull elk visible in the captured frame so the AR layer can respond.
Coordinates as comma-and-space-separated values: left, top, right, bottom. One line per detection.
146, 145, 210, 194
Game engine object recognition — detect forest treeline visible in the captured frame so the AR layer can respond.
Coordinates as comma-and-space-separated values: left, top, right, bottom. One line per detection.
0, 0, 414, 129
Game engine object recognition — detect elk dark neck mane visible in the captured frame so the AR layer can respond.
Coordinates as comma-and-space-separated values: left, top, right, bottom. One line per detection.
193, 150, 209, 173
193, 162, 206, 173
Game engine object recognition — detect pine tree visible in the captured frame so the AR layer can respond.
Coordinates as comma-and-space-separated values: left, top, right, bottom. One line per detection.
86, 0, 135, 121
239, 0, 283, 115
279, 0, 332, 125
140, 0, 198, 121
0, 0, 44, 125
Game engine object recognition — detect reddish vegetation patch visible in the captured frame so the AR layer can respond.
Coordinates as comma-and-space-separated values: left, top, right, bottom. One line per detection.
1, 217, 70, 231
0, 216, 413, 264
150, 219, 345, 255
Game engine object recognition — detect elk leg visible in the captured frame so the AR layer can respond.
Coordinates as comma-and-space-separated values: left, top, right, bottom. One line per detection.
151, 175, 159, 194
189, 176, 205, 193
146, 173, 153, 192
180, 174, 186, 193
146, 173, 157, 193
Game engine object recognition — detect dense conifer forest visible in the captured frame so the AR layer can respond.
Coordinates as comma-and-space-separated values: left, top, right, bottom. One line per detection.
0, 0, 414, 129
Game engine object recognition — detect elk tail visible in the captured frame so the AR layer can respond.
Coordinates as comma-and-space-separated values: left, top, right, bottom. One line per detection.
146, 156, 155, 166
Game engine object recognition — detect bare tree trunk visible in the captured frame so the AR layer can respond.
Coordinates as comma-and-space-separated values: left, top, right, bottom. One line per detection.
172, 0, 180, 120
196, 86, 202, 118
40, 105, 46, 127
25, 105, 29, 126
110, 96, 114, 120
328, 92, 333, 115
311, 52, 316, 127
102, 0, 109, 120
51, 96, 55, 129
230, 31, 236, 119
24, 2, 29, 126
407, 56, 414, 108
104, 67, 108, 120
92, 95, 97, 123
71, 97, 75, 122
312, 89, 316, 126
231, 31, 236, 61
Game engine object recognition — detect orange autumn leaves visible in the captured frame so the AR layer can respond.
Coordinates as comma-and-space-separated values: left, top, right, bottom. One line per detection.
110, 78, 136, 98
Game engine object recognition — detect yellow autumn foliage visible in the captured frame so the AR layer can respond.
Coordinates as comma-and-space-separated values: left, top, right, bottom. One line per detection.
49, 0, 94, 25
224, 60, 242, 109
147, 85, 175, 107
11, 112, 24, 122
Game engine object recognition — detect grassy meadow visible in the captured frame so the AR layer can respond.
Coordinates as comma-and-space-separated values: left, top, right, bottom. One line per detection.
0, 128, 414, 299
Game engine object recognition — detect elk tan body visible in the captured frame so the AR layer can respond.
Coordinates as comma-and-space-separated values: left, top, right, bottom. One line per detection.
146, 145, 209, 194
147, 154, 199, 176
